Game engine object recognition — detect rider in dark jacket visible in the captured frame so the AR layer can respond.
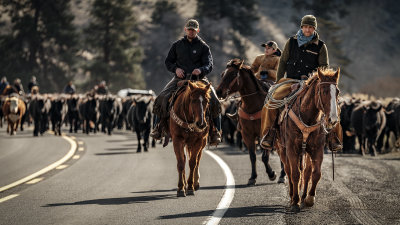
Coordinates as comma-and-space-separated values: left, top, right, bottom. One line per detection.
151, 19, 222, 145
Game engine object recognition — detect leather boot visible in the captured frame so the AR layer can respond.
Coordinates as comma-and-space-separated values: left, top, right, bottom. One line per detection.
260, 128, 275, 150
328, 134, 343, 152
150, 123, 163, 140
209, 127, 222, 146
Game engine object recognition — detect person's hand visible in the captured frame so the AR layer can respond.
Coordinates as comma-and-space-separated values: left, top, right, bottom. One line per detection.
191, 68, 201, 76
176, 68, 185, 78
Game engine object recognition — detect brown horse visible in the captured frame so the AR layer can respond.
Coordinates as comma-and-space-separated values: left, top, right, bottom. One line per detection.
276, 68, 340, 212
2, 96, 26, 135
169, 81, 211, 197
216, 59, 285, 185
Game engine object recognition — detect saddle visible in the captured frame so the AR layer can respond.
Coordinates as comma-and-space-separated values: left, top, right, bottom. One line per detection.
277, 83, 301, 125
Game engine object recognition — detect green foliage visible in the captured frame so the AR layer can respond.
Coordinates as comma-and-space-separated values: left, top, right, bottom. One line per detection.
141, 0, 183, 93
84, 0, 144, 92
0, 0, 78, 92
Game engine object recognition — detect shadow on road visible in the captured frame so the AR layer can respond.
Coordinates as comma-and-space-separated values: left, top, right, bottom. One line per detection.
42, 194, 175, 207
95, 151, 138, 156
159, 205, 286, 220
130, 183, 275, 194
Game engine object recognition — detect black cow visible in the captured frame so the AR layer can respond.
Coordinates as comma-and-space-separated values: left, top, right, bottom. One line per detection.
382, 98, 400, 150
221, 99, 238, 145
128, 97, 153, 152
50, 98, 68, 136
99, 96, 121, 135
117, 97, 133, 130
29, 96, 51, 136
340, 97, 360, 152
79, 96, 99, 135
67, 95, 80, 133
351, 101, 386, 156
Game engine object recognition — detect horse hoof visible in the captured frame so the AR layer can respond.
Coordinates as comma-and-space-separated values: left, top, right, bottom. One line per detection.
277, 177, 285, 184
187, 189, 195, 196
177, 190, 186, 197
194, 184, 200, 191
268, 171, 277, 181
304, 196, 315, 207
291, 204, 300, 213
247, 178, 256, 186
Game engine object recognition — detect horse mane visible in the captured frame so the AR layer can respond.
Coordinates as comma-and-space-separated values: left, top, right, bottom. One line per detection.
183, 81, 211, 100
227, 58, 267, 95
305, 68, 339, 86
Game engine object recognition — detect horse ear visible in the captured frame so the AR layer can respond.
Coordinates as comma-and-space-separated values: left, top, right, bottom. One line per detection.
188, 81, 195, 90
239, 60, 245, 69
336, 67, 341, 82
317, 67, 323, 79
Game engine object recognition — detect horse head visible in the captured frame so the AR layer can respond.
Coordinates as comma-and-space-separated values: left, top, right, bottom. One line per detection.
216, 59, 244, 99
9, 97, 19, 114
187, 81, 211, 128
315, 68, 340, 130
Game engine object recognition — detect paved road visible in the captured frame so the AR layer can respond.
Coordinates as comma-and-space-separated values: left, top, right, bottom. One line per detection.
1, 127, 399, 224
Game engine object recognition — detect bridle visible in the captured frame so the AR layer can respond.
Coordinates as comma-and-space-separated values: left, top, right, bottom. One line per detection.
316, 81, 339, 133
222, 66, 258, 100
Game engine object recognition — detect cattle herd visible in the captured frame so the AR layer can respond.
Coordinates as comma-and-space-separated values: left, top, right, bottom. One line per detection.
1, 91, 399, 156
0, 92, 156, 152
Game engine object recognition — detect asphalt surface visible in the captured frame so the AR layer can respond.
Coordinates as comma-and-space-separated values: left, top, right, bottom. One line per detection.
0, 126, 399, 225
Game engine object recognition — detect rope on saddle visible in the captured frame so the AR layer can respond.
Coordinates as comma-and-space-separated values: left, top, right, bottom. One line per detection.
264, 80, 305, 109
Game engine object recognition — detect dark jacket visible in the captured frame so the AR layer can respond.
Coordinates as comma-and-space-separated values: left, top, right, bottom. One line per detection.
276, 32, 329, 81
165, 35, 213, 79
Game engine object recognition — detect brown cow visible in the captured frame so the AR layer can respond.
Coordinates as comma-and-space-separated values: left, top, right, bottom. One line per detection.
2, 96, 26, 135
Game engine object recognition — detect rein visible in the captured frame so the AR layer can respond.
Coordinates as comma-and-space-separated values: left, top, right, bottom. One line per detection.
170, 100, 208, 133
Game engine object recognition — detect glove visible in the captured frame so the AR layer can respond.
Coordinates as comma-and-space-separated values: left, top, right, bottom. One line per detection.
260, 71, 268, 80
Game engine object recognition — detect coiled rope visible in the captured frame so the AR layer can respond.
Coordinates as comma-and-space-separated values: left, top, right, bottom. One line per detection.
264, 79, 305, 109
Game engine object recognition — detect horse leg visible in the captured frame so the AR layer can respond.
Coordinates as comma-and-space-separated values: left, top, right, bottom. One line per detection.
173, 140, 186, 197
305, 149, 323, 208
301, 154, 313, 207
247, 142, 257, 185
187, 146, 197, 195
261, 149, 276, 181
278, 161, 286, 183
288, 151, 301, 212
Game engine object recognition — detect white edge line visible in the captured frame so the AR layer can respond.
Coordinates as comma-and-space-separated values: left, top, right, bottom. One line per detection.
203, 150, 235, 225
0, 136, 77, 193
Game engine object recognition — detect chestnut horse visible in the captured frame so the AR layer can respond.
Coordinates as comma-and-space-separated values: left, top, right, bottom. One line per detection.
2, 96, 26, 135
169, 81, 211, 197
276, 68, 340, 212
216, 59, 285, 185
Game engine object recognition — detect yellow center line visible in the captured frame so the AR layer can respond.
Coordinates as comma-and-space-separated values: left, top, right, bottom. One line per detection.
78, 147, 84, 151
56, 165, 68, 170
72, 155, 80, 159
26, 177, 44, 184
0, 136, 77, 193
0, 194, 19, 203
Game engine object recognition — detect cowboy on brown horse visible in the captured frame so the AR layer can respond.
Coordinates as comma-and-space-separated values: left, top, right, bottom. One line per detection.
260, 15, 343, 152
151, 19, 222, 145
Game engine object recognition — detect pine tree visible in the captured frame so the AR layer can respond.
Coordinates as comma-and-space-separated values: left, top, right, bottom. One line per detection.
84, 0, 144, 93
0, 0, 78, 92
141, 0, 183, 93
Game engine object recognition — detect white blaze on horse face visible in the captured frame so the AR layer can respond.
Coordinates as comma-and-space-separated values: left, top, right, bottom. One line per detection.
329, 84, 338, 123
199, 95, 204, 125
10, 98, 18, 113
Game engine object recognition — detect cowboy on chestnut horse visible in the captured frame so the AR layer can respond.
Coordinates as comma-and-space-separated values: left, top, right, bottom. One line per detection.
151, 19, 222, 145
260, 15, 343, 152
